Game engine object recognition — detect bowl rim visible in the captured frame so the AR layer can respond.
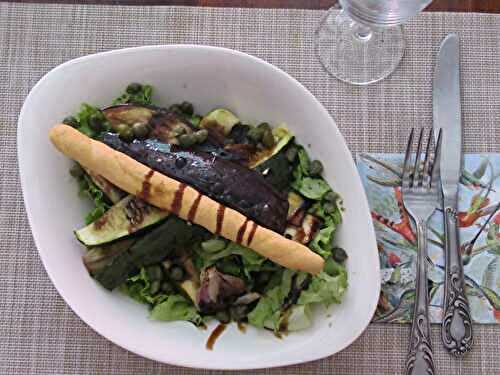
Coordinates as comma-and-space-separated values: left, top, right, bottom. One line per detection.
18, 44, 380, 370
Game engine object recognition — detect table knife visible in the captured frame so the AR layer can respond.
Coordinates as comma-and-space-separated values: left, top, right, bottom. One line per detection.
433, 33, 473, 356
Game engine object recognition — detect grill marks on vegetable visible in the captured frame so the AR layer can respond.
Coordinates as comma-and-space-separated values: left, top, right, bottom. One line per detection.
125, 198, 151, 232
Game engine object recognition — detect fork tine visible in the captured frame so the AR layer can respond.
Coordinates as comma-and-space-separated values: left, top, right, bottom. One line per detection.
402, 128, 414, 189
421, 128, 434, 187
412, 128, 424, 188
429, 128, 443, 188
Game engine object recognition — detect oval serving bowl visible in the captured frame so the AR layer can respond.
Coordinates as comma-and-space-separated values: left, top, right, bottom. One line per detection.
18, 45, 379, 369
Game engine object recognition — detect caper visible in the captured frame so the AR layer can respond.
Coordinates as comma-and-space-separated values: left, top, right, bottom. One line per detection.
161, 281, 175, 294
119, 127, 135, 142
88, 113, 103, 131
257, 122, 271, 133
262, 129, 275, 148
178, 133, 197, 148
247, 127, 263, 142
324, 202, 337, 214
324, 191, 338, 203
285, 146, 298, 162
69, 163, 84, 178
215, 310, 231, 324
230, 305, 247, 322
146, 265, 163, 281
132, 122, 150, 139
172, 124, 186, 136
309, 160, 324, 176
256, 271, 271, 285
180, 101, 194, 116
126, 82, 142, 94
149, 280, 161, 295
194, 129, 208, 144
169, 104, 182, 114
169, 265, 185, 281
201, 238, 227, 253
63, 116, 79, 128
332, 247, 348, 263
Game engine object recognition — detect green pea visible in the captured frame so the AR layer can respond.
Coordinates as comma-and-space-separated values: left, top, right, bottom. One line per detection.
126, 82, 142, 94
285, 146, 298, 162
119, 127, 135, 142
172, 124, 186, 136
69, 163, 84, 178
178, 134, 197, 148
161, 281, 175, 294
88, 113, 103, 131
309, 160, 324, 176
257, 122, 271, 133
262, 129, 275, 148
247, 127, 263, 142
194, 129, 208, 144
180, 101, 194, 116
146, 265, 163, 281
215, 310, 231, 324
132, 122, 150, 139
63, 116, 79, 128
149, 280, 161, 295
324, 191, 338, 203
230, 305, 247, 322
169, 265, 185, 282
332, 247, 348, 263
201, 238, 227, 253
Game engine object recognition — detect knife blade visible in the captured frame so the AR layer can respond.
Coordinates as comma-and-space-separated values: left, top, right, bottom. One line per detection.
433, 33, 473, 356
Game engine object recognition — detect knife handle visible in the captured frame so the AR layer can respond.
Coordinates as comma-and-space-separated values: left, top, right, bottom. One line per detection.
441, 206, 473, 356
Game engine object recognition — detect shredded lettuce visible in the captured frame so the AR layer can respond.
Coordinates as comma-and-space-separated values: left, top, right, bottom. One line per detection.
77, 173, 111, 224
247, 269, 295, 329
113, 83, 153, 106
150, 295, 203, 325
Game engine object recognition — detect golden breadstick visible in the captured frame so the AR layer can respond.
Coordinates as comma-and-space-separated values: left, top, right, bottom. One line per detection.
49, 124, 324, 274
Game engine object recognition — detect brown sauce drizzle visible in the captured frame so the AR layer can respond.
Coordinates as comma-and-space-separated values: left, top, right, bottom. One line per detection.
206, 323, 227, 350
247, 222, 258, 246
171, 183, 186, 214
187, 193, 202, 222
295, 227, 306, 243
237, 322, 247, 333
215, 205, 225, 235
138, 169, 154, 200
236, 218, 249, 244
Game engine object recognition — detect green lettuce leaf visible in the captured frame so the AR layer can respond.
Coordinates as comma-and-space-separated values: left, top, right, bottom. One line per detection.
77, 173, 111, 224
293, 177, 331, 200
113, 83, 153, 106
150, 295, 203, 325
247, 269, 295, 329
73, 103, 111, 139
298, 270, 348, 307
119, 268, 166, 305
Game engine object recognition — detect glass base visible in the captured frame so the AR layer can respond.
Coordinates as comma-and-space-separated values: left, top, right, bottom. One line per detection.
315, 10, 405, 85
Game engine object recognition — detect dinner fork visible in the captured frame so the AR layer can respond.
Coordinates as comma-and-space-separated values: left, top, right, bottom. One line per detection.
402, 128, 442, 375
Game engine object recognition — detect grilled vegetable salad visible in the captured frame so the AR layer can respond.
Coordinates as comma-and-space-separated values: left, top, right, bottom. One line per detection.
65, 83, 347, 334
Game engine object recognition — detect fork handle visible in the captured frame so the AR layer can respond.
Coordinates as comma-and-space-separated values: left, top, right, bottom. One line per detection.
405, 222, 435, 375
441, 206, 473, 356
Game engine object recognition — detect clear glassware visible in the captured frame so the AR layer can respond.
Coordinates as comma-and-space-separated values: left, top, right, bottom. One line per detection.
315, 0, 433, 85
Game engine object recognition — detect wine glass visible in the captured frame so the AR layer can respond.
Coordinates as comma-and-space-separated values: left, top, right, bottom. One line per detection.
315, 0, 433, 85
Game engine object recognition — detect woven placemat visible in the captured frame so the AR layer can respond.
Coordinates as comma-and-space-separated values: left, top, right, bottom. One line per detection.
1, 3, 499, 374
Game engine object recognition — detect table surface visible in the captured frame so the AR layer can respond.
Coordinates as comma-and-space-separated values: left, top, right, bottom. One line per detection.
8, 0, 500, 13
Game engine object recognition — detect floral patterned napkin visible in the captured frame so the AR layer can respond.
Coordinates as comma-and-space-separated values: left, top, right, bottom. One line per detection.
357, 154, 500, 324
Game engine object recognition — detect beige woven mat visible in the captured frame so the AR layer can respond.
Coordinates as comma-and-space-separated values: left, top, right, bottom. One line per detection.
1, 3, 499, 374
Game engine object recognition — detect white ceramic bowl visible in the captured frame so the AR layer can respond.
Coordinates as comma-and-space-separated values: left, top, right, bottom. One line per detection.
18, 45, 379, 369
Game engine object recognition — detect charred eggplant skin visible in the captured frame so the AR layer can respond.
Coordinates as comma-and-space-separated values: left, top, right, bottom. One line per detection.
102, 133, 289, 233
